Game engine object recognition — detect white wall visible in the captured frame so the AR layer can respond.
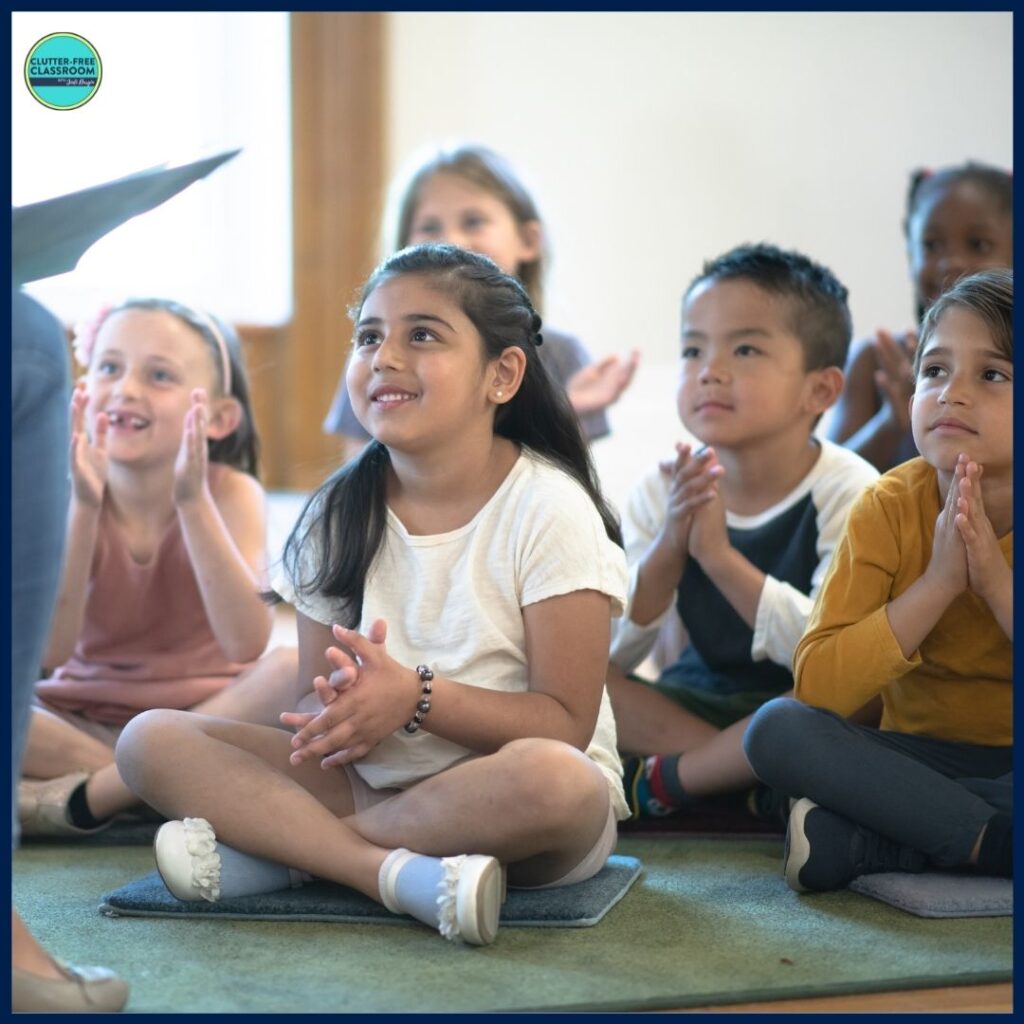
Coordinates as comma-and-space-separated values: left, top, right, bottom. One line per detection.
387, 11, 1012, 508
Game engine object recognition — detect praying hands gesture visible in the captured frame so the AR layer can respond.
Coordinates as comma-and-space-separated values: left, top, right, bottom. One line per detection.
281, 619, 421, 768
656, 444, 724, 562
924, 454, 970, 601
69, 381, 108, 508
954, 458, 1012, 637
888, 454, 1011, 656
680, 450, 766, 628
629, 444, 723, 627
173, 388, 211, 507
684, 466, 733, 573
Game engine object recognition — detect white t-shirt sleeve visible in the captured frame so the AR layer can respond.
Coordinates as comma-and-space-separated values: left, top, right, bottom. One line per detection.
750, 443, 879, 667
517, 463, 627, 614
609, 463, 674, 672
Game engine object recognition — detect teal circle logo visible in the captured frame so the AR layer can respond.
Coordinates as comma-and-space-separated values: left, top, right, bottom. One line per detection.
24, 33, 102, 110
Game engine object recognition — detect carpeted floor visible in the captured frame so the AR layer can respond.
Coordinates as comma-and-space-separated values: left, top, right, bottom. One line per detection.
12, 835, 1012, 1014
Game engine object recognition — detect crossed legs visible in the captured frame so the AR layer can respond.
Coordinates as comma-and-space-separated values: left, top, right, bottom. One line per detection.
606, 665, 760, 796
115, 708, 612, 899
21, 646, 299, 821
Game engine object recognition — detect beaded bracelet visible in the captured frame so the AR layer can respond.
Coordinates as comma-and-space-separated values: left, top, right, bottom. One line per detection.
403, 665, 434, 734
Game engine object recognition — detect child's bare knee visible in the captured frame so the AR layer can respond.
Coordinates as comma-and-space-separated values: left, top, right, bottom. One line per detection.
500, 738, 604, 816
115, 708, 189, 790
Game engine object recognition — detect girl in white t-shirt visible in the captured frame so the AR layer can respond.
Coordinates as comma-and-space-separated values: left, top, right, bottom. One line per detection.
116, 244, 628, 946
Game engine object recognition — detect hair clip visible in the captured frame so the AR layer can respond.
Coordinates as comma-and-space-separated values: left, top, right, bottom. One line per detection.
72, 304, 115, 368
72, 300, 232, 393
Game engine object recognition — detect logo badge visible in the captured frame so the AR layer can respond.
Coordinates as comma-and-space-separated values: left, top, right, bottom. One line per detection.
25, 33, 102, 110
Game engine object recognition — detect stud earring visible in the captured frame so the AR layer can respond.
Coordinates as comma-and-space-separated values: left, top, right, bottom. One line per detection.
496, 390, 504, 398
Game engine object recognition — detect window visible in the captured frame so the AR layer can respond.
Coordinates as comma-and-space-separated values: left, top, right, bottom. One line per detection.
12, 12, 292, 325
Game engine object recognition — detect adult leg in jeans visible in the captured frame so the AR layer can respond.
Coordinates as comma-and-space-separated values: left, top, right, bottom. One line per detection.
10, 289, 128, 1011
743, 697, 1011, 868
10, 290, 70, 842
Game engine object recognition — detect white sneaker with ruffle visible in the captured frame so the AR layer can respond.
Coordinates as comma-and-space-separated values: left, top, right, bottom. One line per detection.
378, 847, 503, 945
154, 818, 308, 902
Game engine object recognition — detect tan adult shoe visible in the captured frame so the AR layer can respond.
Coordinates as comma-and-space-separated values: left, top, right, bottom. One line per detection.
18, 772, 111, 838
11, 961, 129, 1012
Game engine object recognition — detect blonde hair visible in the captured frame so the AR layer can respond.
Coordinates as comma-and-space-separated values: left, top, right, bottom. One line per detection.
380, 143, 548, 312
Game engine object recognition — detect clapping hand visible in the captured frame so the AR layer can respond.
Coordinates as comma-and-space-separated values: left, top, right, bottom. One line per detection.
173, 389, 210, 507
69, 380, 108, 508
566, 350, 641, 416
873, 328, 918, 432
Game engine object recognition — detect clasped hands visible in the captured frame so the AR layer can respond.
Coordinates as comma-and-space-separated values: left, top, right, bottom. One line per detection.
280, 618, 420, 769
656, 442, 730, 569
928, 453, 1008, 607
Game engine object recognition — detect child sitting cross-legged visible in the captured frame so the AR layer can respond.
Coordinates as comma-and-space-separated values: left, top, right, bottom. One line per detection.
607, 243, 878, 819
744, 269, 1013, 892
19, 299, 299, 838
114, 245, 629, 947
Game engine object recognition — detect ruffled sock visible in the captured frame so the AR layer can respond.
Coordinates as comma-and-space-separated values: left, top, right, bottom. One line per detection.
377, 847, 502, 945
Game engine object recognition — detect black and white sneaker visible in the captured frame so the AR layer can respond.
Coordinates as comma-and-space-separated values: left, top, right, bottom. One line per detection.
784, 798, 926, 893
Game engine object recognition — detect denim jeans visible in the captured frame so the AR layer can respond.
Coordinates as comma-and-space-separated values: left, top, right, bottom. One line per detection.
11, 289, 70, 846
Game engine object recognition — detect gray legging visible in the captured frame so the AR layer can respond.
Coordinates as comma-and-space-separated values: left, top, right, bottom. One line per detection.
11, 289, 71, 847
743, 697, 1012, 868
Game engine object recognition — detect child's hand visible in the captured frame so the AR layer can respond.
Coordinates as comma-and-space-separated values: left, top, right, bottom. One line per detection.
872, 327, 917, 433
955, 460, 1011, 607
924, 453, 969, 599
283, 619, 420, 768
566, 350, 641, 416
656, 444, 723, 559
282, 620, 389, 730
686, 454, 730, 569
69, 380, 108, 508
173, 389, 210, 507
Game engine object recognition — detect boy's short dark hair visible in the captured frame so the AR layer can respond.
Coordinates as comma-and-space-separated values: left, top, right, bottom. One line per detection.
914, 268, 1013, 376
684, 243, 853, 371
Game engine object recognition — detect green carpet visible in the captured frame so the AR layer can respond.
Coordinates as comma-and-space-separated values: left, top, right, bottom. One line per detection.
12, 836, 1012, 1013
